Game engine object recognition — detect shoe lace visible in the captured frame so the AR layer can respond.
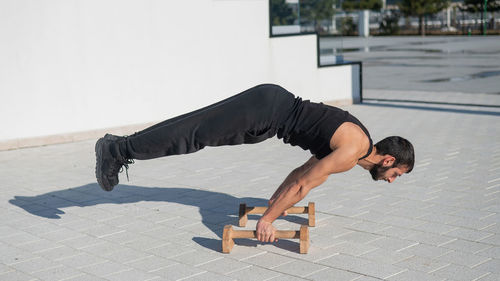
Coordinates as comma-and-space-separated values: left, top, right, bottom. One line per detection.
108, 158, 135, 181
119, 159, 135, 181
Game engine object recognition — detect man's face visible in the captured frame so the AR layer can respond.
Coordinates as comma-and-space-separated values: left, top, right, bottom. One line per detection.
370, 164, 408, 183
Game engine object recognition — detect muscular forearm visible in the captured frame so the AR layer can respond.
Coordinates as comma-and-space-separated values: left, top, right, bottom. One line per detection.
263, 172, 328, 223
269, 168, 302, 202
262, 180, 307, 223
270, 158, 316, 203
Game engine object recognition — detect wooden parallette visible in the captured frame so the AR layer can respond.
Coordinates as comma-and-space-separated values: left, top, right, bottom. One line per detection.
238, 202, 315, 227
222, 225, 309, 254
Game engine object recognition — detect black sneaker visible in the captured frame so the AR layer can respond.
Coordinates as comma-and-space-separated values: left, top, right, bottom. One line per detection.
95, 134, 133, 191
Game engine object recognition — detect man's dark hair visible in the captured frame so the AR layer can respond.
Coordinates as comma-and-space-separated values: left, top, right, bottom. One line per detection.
374, 136, 414, 173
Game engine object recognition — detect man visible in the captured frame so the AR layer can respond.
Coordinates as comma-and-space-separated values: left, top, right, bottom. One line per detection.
95, 84, 414, 243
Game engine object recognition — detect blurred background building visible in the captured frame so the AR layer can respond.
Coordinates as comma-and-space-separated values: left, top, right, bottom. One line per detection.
271, 0, 500, 37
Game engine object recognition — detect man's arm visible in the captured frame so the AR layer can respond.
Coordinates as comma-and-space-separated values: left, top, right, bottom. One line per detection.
268, 156, 318, 206
256, 147, 359, 242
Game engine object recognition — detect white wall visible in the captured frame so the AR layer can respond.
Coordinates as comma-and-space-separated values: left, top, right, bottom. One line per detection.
0, 0, 360, 149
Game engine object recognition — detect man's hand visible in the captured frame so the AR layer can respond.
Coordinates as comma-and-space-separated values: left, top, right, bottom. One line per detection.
256, 219, 277, 242
268, 199, 288, 216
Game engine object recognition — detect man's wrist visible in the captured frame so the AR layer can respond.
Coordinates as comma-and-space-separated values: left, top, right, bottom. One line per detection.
259, 216, 273, 224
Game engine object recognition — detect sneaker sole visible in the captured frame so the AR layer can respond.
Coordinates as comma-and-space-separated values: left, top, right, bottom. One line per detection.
95, 137, 113, 191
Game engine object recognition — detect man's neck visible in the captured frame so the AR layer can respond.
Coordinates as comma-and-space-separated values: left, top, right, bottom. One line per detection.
357, 146, 382, 170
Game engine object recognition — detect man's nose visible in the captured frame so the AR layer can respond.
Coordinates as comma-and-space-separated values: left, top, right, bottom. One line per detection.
387, 177, 395, 183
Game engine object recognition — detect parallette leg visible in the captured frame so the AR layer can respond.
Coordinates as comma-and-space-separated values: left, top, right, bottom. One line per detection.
299, 225, 309, 254
238, 203, 247, 227
222, 225, 234, 253
308, 202, 315, 227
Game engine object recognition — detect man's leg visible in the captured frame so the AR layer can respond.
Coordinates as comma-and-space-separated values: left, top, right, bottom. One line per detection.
95, 84, 296, 191
120, 84, 294, 159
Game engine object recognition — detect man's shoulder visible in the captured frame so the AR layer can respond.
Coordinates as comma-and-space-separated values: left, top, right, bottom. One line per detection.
331, 122, 371, 158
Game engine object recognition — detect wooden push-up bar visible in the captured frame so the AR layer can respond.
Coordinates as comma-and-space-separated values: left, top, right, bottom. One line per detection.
222, 225, 309, 254
238, 202, 315, 227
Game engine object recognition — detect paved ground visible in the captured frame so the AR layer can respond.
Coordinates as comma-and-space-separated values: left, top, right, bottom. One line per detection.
1, 89, 499, 280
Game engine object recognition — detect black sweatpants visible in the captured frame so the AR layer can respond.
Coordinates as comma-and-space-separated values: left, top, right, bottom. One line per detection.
119, 84, 299, 160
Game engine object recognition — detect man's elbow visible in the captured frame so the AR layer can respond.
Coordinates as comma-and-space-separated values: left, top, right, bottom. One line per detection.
298, 175, 328, 197
295, 179, 312, 199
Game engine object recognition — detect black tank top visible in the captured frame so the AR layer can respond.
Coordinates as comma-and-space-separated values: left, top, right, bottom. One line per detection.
277, 97, 373, 160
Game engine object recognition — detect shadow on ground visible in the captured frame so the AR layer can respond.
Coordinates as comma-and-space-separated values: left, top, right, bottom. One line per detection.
9, 184, 308, 253
361, 101, 500, 116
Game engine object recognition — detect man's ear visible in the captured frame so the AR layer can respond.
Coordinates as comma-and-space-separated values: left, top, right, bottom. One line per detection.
382, 155, 395, 167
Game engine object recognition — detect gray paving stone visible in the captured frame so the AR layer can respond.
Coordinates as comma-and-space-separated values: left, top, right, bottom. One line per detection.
405, 231, 458, 246
441, 239, 492, 255
316, 253, 370, 272
0, 263, 13, 275
58, 234, 104, 250
219, 245, 267, 262
122, 236, 169, 252
395, 256, 450, 273
351, 261, 407, 280
152, 263, 207, 281
34, 265, 85, 281
125, 255, 177, 273
102, 246, 153, 264
240, 252, 295, 268
61, 273, 104, 281
78, 260, 132, 277
477, 273, 500, 281
367, 236, 418, 252
0, 270, 37, 281
57, 253, 107, 269
308, 234, 345, 249
352, 276, 383, 281
326, 241, 378, 257
272, 260, 328, 278
267, 274, 310, 281
283, 245, 341, 263
398, 243, 454, 260
388, 269, 446, 281
435, 251, 491, 268
227, 265, 282, 281
472, 258, 500, 274
305, 267, 361, 281
360, 248, 414, 265
476, 246, 500, 258
373, 226, 420, 240
0, 245, 37, 265
170, 250, 223, 266
147, 242, 197, 259
431, 263, 490, 281
410, 221, 458, 235
9, 257, 61, 274
16, 238, 62, 253
196, 257, 252, 275
479, 234, 500, 246
336, 231, 383, 244
104, 268, 160, 281
347, 220, 392, 234
1, 231, 40, 246
181, 270, 235, 281
445, 228, 495, 242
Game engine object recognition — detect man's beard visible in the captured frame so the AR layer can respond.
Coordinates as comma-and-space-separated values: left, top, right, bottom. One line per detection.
370, 163, 391, 181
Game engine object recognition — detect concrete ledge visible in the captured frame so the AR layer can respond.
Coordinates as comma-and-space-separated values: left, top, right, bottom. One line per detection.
324, 98, 355, 107
0, 122, 156, 151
